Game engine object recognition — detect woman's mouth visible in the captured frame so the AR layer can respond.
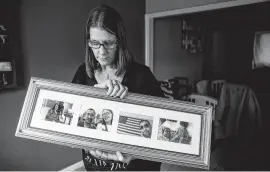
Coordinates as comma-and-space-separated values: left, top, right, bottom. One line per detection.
99, 57, 108, 60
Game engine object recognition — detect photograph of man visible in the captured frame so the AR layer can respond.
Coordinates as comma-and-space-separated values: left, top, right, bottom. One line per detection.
171, 121, 191, 144
78, 108, 97, 129
139, 120, 152, 138
117, 112, 153, 139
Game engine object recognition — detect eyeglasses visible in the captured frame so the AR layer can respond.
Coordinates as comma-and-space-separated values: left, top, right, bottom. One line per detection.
88, 40, 117, 50
140, 123, 150, 130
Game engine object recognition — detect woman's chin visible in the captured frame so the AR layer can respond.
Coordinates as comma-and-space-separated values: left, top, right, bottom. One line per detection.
97, 59, 113, 66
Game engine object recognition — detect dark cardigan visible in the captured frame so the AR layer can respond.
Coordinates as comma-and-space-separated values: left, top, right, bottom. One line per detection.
72, 62, 164, 171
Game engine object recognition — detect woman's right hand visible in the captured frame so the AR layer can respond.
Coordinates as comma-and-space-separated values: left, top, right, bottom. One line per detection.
94, 79, 128, 99
87, 149, 132, 164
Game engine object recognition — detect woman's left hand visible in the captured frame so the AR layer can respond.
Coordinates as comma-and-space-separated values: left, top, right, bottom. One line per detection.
87, 149, 132, 164
94, 79, 128, 99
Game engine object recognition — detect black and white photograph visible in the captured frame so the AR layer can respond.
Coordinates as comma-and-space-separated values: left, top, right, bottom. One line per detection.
40, 99, 74, 125
77, 106, 114, 132
157, 118, 192, 145
117, 112, 153, 139
14, 1, 270, 171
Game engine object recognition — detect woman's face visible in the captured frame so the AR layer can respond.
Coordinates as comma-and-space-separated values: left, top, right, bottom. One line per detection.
89, 27, 117, 67
54, 104, 59, 110
163, 128, 171, 139
102, 109, 113, 123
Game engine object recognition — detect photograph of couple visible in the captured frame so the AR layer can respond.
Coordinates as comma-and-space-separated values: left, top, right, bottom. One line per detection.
158, 118, 192, 145
77, 107, 113, 132
40, 99, 74, 125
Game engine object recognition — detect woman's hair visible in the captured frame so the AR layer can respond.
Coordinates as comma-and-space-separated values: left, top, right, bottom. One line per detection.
180, 121, 189, 128
102, 108, 113, 114
84, 4, 134, 79
162, 127, 171, 135
52, 103, 62, 111
102, 109, 113, 123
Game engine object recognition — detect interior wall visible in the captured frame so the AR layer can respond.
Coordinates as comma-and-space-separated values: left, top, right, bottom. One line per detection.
152, 1, 270, 84
0, 0, 145, 170
153, 18, 203, 84
146, 0, 238, 13
211, 29, 254, 80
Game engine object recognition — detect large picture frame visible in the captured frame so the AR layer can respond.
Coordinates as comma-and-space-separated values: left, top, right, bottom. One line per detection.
15, 77, 213, 169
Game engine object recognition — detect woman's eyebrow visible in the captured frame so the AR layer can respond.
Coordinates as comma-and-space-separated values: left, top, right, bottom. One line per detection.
90, 39, 116, 42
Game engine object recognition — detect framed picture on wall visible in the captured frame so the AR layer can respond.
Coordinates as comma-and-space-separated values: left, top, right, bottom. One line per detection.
15, 77, 213, 169
0, 59, 17, 89
181, 20, 204, 53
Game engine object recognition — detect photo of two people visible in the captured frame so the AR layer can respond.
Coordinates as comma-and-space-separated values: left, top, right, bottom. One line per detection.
77, 107, 114, 132
158, 118, 192, 145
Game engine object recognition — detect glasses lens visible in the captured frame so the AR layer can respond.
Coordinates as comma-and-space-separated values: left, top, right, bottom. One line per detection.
104, 42, 117, 49
89, 41, 100, 49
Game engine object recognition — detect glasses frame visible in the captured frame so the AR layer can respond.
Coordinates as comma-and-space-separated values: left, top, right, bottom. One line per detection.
88, 40, 118, 50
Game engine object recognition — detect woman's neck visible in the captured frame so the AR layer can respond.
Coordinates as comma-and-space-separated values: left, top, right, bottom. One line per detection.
100, 63, 117, 72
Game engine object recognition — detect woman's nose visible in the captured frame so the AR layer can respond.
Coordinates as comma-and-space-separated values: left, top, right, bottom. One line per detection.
99, 45, 107, 54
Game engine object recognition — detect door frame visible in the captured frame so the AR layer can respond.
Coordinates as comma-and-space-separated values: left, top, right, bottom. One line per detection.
145, 0, 268, 72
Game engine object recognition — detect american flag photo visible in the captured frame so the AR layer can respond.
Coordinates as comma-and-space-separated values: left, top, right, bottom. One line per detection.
117, 112, 153, 138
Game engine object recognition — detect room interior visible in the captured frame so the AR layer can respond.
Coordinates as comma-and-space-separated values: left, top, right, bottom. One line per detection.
153, 1, 270, 99
1, 0, 270, 171
151, 1, 270, 170
64, 1, 270, 170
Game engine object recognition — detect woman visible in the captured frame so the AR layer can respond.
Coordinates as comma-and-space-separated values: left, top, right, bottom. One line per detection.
45, 103, 62, 122
158, 127, 171, 141
96, 109, 113, 132
72, 4, 164, 171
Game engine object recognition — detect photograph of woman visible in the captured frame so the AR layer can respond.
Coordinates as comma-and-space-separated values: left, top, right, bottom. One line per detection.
96, 109, 113, 131
45, 102, 64, 123
71, 4, 164, 171
157, 127, 171, 141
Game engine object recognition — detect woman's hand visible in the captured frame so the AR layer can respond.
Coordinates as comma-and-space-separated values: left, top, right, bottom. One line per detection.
87, 149, 132, 164
94, 79, 128, 99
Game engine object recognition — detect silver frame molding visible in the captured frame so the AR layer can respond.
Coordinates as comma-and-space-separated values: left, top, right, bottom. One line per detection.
16, 77, 213, 169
